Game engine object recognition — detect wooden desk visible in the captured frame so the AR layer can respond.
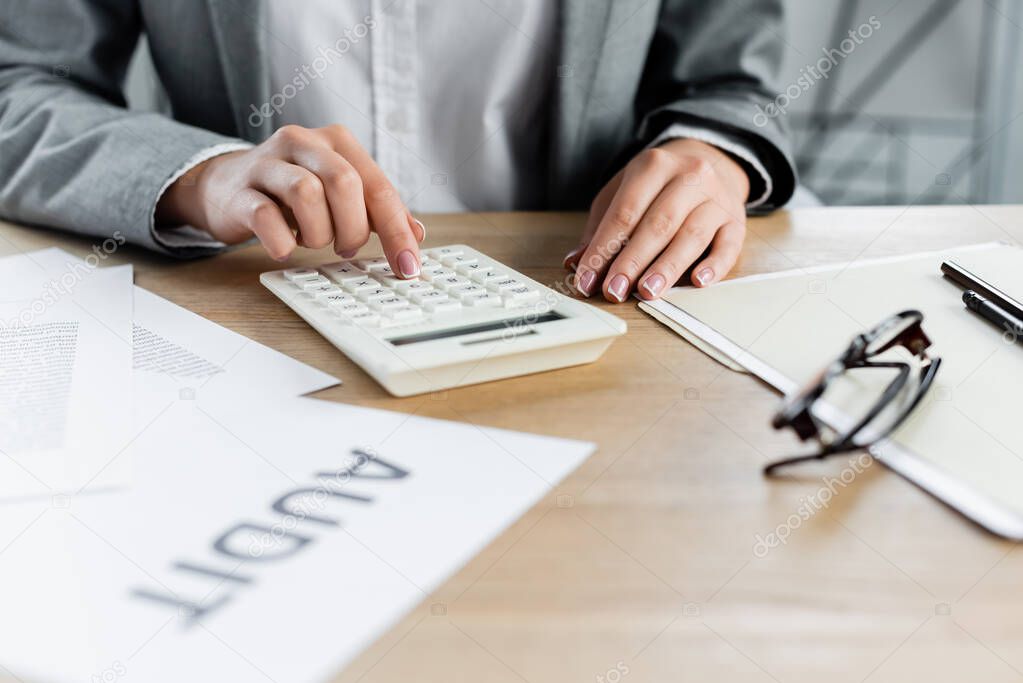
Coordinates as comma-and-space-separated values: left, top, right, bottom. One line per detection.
3, 207, 1022, 682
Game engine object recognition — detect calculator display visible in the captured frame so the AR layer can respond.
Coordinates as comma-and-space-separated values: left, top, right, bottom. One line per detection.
387, 312, 565, 346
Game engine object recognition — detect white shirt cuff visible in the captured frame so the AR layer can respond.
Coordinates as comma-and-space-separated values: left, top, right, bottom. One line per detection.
648, 124, 774, 210
150, 142, 254, 250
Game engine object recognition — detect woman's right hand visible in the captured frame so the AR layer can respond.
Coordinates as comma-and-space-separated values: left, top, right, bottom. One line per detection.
156, 124, 424, 277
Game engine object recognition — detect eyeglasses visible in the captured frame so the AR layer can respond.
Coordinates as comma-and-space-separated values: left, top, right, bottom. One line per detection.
764, 310, 941, 476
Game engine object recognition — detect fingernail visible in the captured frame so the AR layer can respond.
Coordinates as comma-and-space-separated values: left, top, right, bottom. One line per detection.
562, 246, 584, 270
607, 274, 629, 302
695, 267, 715, 286
412, 217, 426, 242
576, 270, 597, 297
339, 248, 358, 259
641, 273, 666, 298
397, 249, 420, 278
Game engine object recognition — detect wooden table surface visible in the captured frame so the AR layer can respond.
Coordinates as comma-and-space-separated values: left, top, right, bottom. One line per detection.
3, 206, 1023, 682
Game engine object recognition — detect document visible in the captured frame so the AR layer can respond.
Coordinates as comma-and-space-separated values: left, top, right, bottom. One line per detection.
640, 243, 1023, 538
129, 286, 340, 422
29, 248, 340, 426
0, 250, 133, 499
0, 394, 594, 682
0, 248, 589, 682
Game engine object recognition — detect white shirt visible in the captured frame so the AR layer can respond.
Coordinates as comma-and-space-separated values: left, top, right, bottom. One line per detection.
264, 0, 772, 212
158, 0, 772, 247
267, 0, 558, 212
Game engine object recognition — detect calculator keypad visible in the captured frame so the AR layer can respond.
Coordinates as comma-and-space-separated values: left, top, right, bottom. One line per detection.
279, 247, 549, 331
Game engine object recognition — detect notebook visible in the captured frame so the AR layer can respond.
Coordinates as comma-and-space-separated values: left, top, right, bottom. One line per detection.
641, 242, 1023, 538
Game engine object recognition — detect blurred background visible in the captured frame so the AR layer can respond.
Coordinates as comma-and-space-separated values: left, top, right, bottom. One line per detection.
127, 0, 1023, 207
778, 0, 1022, 206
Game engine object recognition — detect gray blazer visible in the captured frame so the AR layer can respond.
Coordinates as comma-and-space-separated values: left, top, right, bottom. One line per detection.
0, 0, 796, 256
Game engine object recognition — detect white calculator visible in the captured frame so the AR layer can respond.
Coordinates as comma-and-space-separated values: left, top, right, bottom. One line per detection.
260, 245, 627, 396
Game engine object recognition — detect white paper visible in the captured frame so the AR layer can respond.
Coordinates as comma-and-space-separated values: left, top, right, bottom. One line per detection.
28, 248, 340, 425
0, 248, 588, 682
0, 249, 133, 499
129, 287, 340, 424
0, 394, 593, 682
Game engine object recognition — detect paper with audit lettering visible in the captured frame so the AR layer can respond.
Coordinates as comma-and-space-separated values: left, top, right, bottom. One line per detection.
1, 249, 595, 682
0, 393, 594, 682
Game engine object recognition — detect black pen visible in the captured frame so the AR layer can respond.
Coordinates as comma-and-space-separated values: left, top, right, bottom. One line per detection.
963, 290, 1023, 342
942, 260, 1023, 320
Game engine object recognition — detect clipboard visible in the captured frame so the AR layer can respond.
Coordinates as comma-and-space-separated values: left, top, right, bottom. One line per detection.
640, 242, 1023, 539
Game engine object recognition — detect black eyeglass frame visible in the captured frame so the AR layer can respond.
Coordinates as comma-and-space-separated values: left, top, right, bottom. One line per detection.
765, 310, 942, 476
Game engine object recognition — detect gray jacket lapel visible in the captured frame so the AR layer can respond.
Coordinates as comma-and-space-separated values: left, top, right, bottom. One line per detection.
206, 0, 272, 141
553, 0, 613, 172
553, 0, 654, 202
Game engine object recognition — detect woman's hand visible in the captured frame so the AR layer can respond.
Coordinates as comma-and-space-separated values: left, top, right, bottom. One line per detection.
157, 124, 425, 277
565, 138, 750, 301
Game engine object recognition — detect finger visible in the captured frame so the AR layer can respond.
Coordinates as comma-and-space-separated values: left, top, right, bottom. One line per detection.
228, 188, 297, 261
409, 214, 426, 242
249, 160, 334, 250
321, 125, 420, 278
574, 148, 678, 297
335, 216, 421, 258
600, 178, 709, 302
289, 146, 370, 255
689, 220, 746, 288
634, 201, 726, 300
565, 171, 622, 271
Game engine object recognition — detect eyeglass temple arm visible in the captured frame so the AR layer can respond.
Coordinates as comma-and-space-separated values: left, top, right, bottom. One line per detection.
764, 360, 940, 477
764, 361, 914, 477
763, 441, 864, 476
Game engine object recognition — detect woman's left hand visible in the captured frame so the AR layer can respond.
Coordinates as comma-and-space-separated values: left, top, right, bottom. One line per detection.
565, 138, 751, 302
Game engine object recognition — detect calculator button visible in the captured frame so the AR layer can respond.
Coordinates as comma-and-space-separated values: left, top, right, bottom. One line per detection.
354, 257, 389, 271
348, 311, 381, 327
435, 275, 472, 292
473, 271, 507, 285
456, 284, 487, 300
442, 255, 478, 268
374, 276, 403, 289
384, 307, 424, 322
357, 287, 393, 302
428, 247, 464, 260
319, 263, 365, 284
323, 293, 357, 307
421, 258, 442, 268
311, 285, 344, 299
395, 280, 433, 295
486, 277, 523, 293
283, 267, 320, 282
424, 299, 463, 314
343, 278, 378, 294
370, 296, 407, 311
298, 276, 332, 290
460, 262, 494, 277
411, 289, 448, 305
337, 302, 369, 316
463, 292, 503, 308
503, 286, 541, 305
421, 266, 453, 281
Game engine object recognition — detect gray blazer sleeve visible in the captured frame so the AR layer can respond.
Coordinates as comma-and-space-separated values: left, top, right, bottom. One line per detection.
635, 0, 797, 209
0, 0, 245, 256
